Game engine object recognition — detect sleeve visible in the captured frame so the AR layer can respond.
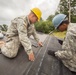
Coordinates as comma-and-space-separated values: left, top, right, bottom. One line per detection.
17, 18, 33, 55
55, 25, 76, 60
32, 27, 39, 42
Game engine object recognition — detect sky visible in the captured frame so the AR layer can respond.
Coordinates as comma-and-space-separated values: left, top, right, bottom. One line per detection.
0, 0, 60, 25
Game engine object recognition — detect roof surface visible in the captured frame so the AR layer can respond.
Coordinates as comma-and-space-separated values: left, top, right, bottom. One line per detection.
0, 33, 76, 75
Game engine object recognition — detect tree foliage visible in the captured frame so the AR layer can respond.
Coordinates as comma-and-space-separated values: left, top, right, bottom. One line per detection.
58, 0, 76, 23
0, 24, 8, 32
35, 20, 54, 33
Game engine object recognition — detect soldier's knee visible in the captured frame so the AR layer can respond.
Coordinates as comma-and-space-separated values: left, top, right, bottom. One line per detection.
1, 49, 17, 58
6, 53, 17, 58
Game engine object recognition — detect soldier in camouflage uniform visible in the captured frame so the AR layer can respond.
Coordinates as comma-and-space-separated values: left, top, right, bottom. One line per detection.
48, 14, 76, 72
1, 8, 43, 61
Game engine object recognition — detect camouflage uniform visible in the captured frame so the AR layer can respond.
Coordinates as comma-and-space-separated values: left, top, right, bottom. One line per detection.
1, 16, 39, 58
55, 23, 76, 72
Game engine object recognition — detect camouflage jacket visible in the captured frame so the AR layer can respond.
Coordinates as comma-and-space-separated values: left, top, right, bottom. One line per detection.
6, 16, 39, 55
56, 23, 76, 72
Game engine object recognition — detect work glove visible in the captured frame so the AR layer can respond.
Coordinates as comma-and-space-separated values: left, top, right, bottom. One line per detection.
57, 39, 63, 45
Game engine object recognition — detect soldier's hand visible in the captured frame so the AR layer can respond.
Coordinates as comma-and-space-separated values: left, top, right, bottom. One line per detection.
38, 42, 43, 47
0, 41, 5, 48
28, 52, 35, 61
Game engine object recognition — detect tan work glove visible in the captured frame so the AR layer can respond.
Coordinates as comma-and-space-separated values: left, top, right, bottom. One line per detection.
28, 51, 35, 61
38, 42, 43, 47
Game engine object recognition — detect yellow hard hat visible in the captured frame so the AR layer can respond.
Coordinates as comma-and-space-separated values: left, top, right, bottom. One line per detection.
31, 8, 42, 21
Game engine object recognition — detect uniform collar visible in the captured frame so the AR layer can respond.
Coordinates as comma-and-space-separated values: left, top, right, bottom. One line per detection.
25, 16, 34, 27
26, 16, 31, 25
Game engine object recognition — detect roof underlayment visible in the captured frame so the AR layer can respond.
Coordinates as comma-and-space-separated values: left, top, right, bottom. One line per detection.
0, 33, 76, 75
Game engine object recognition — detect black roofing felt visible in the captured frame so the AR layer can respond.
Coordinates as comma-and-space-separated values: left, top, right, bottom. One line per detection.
0, 36, 76, 75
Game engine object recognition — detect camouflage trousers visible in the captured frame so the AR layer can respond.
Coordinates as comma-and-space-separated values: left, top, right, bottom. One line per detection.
55, 50, 76, 72
1, 36, 21, 58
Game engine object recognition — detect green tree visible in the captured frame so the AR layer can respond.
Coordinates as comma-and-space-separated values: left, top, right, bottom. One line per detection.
58, 0, 76, 23
0, 24, 8, 32
47, 15, 55, 21
35, 21, 54, 33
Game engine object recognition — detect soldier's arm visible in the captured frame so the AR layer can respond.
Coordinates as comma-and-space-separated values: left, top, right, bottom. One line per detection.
17, 19, 33, 55
55, 26, 76, 60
